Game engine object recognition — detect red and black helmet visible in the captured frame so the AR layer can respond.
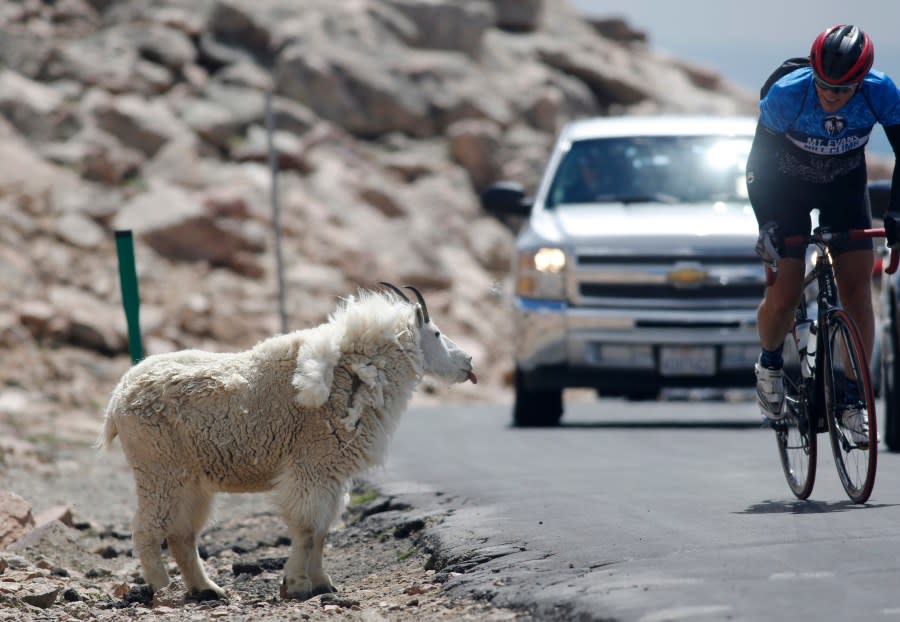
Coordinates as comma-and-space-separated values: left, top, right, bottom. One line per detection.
809, 24, 874, 85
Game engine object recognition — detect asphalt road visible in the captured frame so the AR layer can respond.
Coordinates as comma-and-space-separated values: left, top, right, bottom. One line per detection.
373, 396, 900, 622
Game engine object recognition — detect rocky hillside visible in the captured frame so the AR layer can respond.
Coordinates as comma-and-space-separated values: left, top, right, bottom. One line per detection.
0, 0, 762, 446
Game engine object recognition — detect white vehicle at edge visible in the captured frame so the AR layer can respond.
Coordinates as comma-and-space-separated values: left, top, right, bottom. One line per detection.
482, 115, 766, 426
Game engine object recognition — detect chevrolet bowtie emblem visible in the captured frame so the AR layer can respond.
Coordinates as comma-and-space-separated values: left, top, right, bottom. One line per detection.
667, 266, 708, 286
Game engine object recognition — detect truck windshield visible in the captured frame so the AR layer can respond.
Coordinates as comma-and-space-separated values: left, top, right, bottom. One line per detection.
545, 135, 752, 208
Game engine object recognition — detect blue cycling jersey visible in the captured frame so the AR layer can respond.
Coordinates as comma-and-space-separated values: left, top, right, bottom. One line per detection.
760, 67, 900, 157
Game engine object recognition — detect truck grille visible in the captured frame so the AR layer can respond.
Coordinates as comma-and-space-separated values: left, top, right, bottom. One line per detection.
572, 253, 765, 309
579, 283, 764, 299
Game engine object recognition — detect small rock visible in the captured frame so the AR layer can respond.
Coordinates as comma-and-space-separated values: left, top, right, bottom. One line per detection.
404, 583, 438, 595
393, 518, 425, 539
123, 584, 154, 606
62, 588, 82, 601
20, 584, 61, 609
34, 505, 75, 529
0, 554, 30, 570
55, 212, 106, 249
320, 594, 360, 608
97, 545, 118, 559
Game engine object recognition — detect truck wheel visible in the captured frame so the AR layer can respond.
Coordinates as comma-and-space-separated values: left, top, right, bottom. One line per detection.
512, 369, 562, 427
884, 307, 900, 452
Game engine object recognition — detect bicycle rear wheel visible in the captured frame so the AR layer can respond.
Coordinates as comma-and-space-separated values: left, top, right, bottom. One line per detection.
822, 309, 878, 503
775, 321, 817, 499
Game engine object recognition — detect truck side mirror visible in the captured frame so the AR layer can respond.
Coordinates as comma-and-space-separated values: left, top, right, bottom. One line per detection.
480, 182, 532, 217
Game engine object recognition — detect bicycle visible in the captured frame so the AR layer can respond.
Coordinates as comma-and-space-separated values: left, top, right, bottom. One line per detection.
766, 225, 899, 504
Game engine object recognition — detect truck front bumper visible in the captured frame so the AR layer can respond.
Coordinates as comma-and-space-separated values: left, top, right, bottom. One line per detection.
515, 297, 760, 393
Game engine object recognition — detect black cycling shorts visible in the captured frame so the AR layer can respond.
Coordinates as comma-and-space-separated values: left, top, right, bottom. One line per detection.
748, 164, 872, 258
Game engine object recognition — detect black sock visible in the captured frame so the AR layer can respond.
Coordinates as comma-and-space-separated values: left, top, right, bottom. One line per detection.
760, 345, 784, 369
846, 380, 860, 402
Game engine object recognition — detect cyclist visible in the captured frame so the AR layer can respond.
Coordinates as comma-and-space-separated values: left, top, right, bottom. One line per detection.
746, 24, 900, 442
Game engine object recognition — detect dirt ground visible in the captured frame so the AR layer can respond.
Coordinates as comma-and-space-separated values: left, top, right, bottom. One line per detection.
0, 437, 528, 621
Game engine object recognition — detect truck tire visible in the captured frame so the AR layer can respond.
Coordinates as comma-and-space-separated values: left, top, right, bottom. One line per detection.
512, 368, 563, 427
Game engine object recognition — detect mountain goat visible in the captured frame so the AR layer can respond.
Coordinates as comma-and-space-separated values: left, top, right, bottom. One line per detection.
98, 283, 476, 601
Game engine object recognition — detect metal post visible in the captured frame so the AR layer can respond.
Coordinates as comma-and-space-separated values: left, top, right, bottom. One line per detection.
115, 230, 143, 364
265, 91, 289, 334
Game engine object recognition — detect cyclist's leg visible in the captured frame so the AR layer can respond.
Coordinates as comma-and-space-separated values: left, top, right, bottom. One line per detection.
757, 258, 806, 351
821, 171, 874, 447
833, 249, 875, 360
748, 167, 811, 419
755, 260, 805, 418
821, 168, 875, 367
832, 249, 875, 445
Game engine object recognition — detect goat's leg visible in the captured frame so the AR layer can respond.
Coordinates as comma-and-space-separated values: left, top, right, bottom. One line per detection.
132, 518, 168, 591
165, 487, 224, 600
279, 525, 336, 600
131, 473, 172, 591
275, 480, 343, 600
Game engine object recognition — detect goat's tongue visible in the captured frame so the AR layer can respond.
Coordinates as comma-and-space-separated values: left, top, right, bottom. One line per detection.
467, 370, 478, 384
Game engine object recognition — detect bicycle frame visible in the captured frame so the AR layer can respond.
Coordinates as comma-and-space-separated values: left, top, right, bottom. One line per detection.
794, 239, 842, 434
778, 227, 895, 427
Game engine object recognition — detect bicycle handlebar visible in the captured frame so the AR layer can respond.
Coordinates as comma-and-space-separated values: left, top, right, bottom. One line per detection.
764, 227, 900, 286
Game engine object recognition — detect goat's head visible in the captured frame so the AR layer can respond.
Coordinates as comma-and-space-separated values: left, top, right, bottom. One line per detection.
379, 282, 477, 385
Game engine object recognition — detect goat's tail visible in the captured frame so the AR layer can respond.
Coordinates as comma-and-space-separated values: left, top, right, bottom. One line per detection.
95, 391, 121, 450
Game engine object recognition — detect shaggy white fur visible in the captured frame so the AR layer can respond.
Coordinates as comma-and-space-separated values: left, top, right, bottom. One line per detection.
98, 287, 474, 601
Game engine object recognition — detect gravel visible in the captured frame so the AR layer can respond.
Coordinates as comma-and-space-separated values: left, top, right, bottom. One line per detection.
0, 441, 528, 621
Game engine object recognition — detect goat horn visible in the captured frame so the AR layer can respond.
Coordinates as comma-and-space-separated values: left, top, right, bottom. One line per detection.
379, 281, 410, 303
403, 285, 430, 324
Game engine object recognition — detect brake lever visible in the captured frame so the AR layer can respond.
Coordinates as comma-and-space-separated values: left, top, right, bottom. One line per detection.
887, 244, 900, 275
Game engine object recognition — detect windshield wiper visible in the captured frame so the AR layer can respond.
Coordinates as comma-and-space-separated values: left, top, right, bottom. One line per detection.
592, 193, 680, 204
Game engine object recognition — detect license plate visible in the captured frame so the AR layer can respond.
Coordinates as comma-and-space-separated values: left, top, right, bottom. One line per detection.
659, 346, 716, 376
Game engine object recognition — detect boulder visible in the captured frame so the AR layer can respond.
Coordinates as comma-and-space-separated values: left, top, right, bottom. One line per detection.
488, 0, 544, 32
91, 94, 189, 157
0, 491, 34, 550
0, 69, 78, 142
48, 286, 127, 355
385, 0, 495, 57
113, 182, 262, 266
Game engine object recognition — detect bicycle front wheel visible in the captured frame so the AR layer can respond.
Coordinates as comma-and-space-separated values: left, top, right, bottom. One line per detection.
823, 309, 878, 503
775, 321, 817, 499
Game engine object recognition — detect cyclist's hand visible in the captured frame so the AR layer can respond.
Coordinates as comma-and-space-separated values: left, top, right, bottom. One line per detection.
755, 221, 783, 266
885, 211, 900, 247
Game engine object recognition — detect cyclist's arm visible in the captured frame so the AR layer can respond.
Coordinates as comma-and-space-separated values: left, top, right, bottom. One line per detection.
885, 124, 900, 213
746, 121, 787, 226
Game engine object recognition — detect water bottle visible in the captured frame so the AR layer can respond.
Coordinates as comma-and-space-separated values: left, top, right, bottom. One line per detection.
796, 319, 815, 378
804, 321, 818, 378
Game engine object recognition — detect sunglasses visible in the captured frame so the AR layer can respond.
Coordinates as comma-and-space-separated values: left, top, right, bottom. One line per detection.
813, 76, 859, 94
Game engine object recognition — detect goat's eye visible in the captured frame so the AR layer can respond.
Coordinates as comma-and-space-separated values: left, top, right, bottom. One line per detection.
434, 331, 440, 338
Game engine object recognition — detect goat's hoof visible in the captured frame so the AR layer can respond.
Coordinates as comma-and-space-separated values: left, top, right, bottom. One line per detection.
279, 581, 337, 601
186, 588, 226, 602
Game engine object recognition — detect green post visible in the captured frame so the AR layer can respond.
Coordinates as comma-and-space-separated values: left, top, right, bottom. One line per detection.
115, 230, 143, 364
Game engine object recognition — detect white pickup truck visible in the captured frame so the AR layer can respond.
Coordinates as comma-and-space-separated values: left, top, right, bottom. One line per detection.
482, 115, 767, 426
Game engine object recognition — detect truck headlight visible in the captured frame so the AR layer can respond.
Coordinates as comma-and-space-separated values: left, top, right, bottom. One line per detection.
516, 247, 567, 299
